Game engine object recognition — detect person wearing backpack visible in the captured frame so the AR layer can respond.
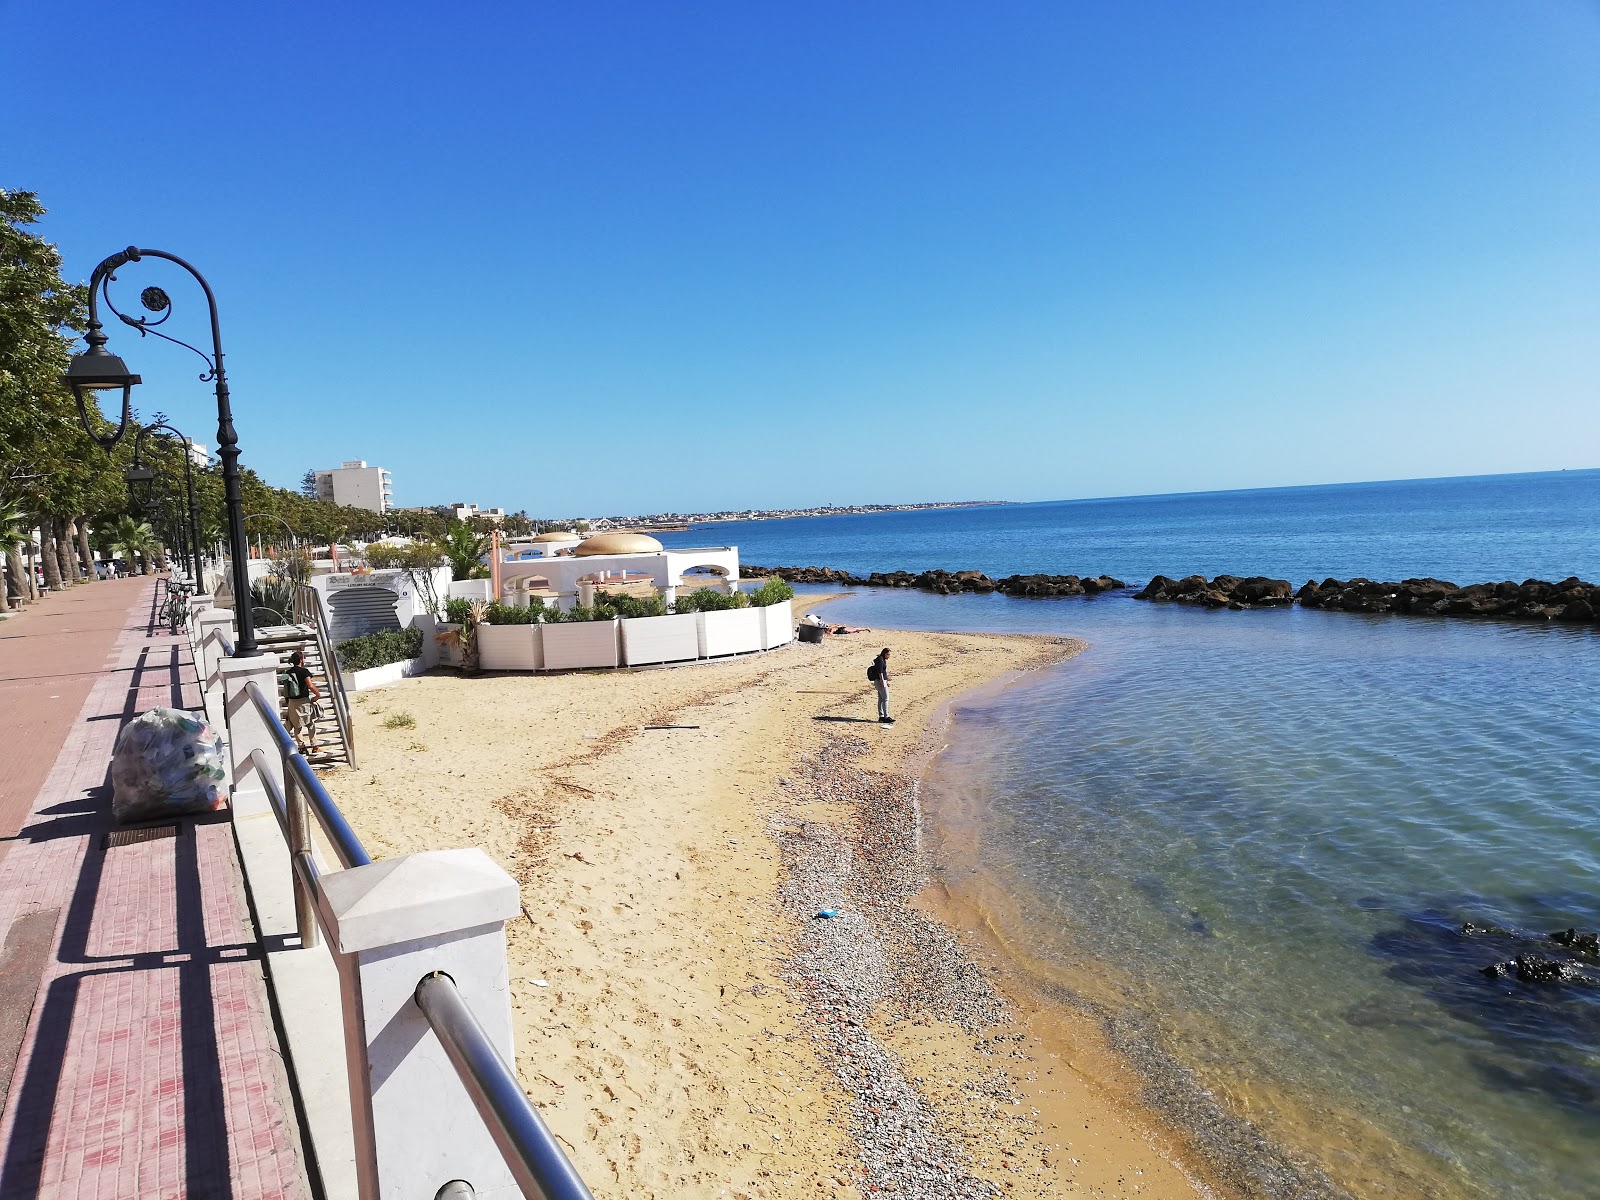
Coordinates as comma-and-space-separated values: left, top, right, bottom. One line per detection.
867, 647, 893, 724
280, 649, 321, 754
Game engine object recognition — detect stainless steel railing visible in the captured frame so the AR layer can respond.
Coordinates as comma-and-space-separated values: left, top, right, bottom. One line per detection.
236, 678, 586, 1199
415, 974, 594, 1200
293, 583, 357, 766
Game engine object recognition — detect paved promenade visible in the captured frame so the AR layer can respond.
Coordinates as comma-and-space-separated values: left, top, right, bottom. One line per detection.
0, 579, 310, 1199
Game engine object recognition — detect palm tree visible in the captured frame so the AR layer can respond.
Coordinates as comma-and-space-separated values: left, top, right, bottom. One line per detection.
1, 507, 30, 612
109, 516, 157, 577
440, 522, 489, 581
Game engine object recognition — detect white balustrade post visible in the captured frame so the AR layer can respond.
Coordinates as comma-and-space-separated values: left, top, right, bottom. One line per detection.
319, 849, 522, 1199
220, 653, 284, 820
195, 610, 236, 716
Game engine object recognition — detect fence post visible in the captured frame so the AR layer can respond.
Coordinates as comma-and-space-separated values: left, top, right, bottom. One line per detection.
195, 609, 233, 681
318, 848, 521, 1200
221, 654, 283, 814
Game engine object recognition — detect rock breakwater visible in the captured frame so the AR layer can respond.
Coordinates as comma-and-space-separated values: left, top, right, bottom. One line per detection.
742, 563, 1600, 624
1297, 576, 1598, 622
743, 564, 1127, 597
1134, 574, 1294, 609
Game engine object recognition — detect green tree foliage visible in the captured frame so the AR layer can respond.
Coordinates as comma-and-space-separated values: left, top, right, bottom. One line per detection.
108, 516, 156, 575
440, 522, 489, 581
0, 190, 127, 550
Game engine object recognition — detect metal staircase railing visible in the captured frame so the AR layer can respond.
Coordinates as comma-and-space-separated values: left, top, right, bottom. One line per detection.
294, 584, 357, 768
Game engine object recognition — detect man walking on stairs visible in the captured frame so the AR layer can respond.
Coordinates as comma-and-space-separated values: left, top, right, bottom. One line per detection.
282, 649, 321, 754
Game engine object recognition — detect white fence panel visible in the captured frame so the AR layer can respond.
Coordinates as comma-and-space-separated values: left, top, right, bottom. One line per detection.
542, 620, 621, 670
476, 623, 543, 671
756, 600, 794, 649
699, 607, 763, 658
620, 612, 700, 666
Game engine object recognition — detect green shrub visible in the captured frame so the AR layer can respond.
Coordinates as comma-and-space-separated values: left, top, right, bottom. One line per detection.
482, 601, 543, 624
596, 590, 667, 619
335, 626, 423, 671
673, 587, 750, 614
443, 596, 475, 626
249, 577, 296, 625
748, 577, 794, 608
383, 711, 416, 730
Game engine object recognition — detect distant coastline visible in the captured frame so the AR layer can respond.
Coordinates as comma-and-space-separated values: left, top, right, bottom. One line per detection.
568, 500, 1013, 535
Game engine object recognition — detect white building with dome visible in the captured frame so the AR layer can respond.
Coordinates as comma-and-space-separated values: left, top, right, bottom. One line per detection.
498, 532, 742, 611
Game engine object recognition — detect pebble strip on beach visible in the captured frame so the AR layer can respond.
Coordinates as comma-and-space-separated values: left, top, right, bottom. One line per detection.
770, 735, 1054, 1199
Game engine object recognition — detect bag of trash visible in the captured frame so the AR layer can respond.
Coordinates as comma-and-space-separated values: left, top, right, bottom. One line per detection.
111, 706, 229, 824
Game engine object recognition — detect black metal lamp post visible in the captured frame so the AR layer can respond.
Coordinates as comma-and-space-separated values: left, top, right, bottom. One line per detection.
65, 247, 257, 655
126, 415, 206, 586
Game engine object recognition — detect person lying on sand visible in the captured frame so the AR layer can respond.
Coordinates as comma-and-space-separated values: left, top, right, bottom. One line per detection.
832, 625, 870, 634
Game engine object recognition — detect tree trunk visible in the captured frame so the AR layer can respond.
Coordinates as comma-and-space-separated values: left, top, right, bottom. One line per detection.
54, 517, 78, 584
5, 547, 28, 607
37, 517, 62, 590
76, 517, 96, 580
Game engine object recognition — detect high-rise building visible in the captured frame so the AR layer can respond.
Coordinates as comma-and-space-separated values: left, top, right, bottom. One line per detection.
314, 460, 393, 513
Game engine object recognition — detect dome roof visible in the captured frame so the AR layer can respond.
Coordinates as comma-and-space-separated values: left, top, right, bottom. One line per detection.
573, 532, 665, 557
531, 530, 582, 542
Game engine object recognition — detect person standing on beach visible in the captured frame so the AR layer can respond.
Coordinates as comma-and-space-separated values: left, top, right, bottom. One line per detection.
868, 647, 893, 724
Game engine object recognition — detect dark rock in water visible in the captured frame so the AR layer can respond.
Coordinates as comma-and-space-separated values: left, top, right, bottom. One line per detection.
1296, 574, 1597, 623
1484, 955, 1593, 984
1550, 928, 1600, 956
1133, 573, 1292, 609
1367, 902, 1600, 1114
994, 572, 1125, 598
1461, 921, 1517, 938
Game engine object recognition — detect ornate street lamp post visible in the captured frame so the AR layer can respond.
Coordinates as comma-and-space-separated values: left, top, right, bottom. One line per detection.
245, 512, 299, 552
126, 415, 206, 586
65, 247, 257, 655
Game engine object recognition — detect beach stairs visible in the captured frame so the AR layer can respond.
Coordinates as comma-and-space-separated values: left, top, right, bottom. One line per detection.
253, 622, 356, 770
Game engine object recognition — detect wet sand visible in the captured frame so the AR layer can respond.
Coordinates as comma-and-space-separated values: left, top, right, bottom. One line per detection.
321, 603, 1223, 1198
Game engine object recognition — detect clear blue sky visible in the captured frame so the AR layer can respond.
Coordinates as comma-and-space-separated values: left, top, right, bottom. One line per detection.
5, 2, 1597, 514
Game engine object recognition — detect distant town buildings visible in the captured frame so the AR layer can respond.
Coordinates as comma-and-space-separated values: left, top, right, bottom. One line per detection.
314, 460, 393, 513
185, 439, 210, 468
446, 503, 507, 524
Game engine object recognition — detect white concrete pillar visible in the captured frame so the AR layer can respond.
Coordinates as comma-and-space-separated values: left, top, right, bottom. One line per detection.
577, 579, 595, 607
319, 849, 522, 1200
662, 584, 678, 607
195, 610, 237, 726
413, 614, 441, 669
221, 653, 283, 817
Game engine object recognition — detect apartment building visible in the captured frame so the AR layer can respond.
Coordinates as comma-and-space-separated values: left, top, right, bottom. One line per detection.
314, 460, 394, 513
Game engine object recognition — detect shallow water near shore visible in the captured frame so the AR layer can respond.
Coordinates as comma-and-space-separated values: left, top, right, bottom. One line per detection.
808, 591, 1600, 1200
658, 472, 1600, 1200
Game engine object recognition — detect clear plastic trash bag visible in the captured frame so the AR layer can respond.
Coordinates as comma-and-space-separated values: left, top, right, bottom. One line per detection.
111, 706, 229, 824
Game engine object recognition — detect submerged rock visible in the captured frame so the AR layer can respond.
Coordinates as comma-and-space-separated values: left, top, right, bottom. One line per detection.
1482, 955, 1593, 984
1550, 928, 1600, 956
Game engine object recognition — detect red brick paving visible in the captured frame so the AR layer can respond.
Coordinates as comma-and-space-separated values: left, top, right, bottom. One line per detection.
0, 579, 311, 1199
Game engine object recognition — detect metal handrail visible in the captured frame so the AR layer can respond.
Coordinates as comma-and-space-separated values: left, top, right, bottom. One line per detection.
415, 973, 595, 1200
294, 584, 357, 767
245, 680, 371, 869
246, 747, 322, 947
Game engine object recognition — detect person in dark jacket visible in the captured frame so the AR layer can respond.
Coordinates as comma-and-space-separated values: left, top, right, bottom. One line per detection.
869, 647, 892, 723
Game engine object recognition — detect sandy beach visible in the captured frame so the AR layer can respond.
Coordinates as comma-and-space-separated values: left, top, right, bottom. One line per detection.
322, 603, 1220, 1199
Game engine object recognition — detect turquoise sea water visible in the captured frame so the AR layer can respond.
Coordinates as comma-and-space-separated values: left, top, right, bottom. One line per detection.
661, 470, 1600, 1200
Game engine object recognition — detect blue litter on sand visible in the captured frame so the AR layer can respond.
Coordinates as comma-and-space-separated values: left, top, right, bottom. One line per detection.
815, 909, 840, 919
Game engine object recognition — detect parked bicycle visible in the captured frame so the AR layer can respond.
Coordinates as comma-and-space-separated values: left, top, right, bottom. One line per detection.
161, 580, 194, 635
